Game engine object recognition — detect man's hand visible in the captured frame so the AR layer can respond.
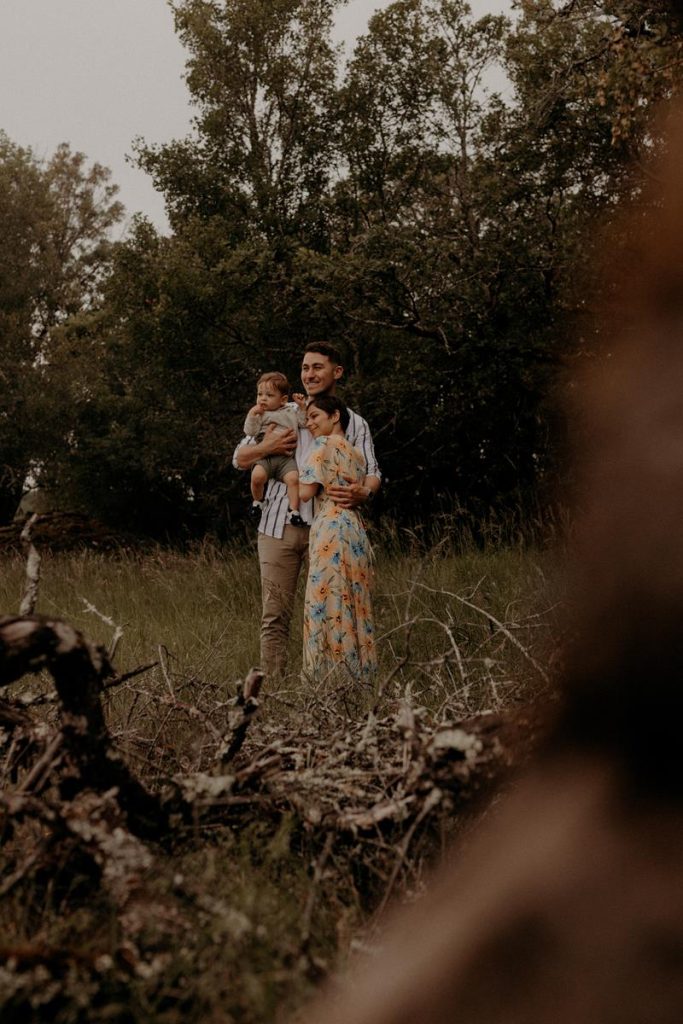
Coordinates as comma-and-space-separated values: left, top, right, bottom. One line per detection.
235, 424, 297, 470
261, 424, 297, 456
326, 481, 372, 509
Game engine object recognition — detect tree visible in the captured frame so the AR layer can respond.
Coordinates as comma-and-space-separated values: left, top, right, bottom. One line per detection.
138, 0, 341, 246
314, 0, 683, 527
45, 0, 347, 535
0, 134, 123, 520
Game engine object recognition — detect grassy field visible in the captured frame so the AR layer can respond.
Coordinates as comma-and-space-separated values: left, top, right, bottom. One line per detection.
0, 539, 562, 1022
0, 537, 560, 710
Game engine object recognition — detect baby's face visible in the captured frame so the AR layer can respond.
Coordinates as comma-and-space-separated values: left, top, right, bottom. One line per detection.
256, 383, 287, 412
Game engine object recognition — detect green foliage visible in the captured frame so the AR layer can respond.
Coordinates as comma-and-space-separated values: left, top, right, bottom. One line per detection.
139, 0, 341, 244
23, 1, 683, 539
0, 133, 123, 521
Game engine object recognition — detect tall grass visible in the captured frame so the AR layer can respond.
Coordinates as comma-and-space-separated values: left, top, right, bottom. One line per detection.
0, 538, 560, 715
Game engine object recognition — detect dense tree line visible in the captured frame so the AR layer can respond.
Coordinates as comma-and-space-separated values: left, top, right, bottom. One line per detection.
0, 134, 123, 523
2, 1, 682, 540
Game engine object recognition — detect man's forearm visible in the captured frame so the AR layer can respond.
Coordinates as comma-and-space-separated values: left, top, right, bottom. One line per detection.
234, 427, 298, 470
234, 439, 268, 470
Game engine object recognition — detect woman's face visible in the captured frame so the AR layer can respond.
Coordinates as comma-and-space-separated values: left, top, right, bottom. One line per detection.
306, 404, 339, 438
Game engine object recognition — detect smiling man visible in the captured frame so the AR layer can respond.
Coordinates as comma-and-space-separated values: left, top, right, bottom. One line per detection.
233, 341, 381, 680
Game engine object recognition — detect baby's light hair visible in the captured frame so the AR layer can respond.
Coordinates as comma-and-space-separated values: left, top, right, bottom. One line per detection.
257, 371, 290, 396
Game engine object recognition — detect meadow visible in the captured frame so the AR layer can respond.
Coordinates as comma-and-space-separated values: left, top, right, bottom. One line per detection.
0, 537, 561, 1022
0, 537, 559, 710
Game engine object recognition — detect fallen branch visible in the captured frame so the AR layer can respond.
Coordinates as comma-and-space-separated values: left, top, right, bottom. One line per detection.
218, 668, 264, 765
0, 615, 168, 839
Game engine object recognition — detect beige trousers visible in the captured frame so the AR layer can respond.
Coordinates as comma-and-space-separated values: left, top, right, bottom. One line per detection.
257, 525, 310, 679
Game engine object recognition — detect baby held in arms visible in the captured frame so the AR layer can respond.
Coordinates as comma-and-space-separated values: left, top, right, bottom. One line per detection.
243, 371, 307, 526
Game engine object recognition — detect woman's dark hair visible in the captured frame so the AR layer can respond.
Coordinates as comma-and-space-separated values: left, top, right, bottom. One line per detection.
309, 394, 350, 432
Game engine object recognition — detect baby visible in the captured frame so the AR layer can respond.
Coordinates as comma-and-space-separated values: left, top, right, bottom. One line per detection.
243, 371, 307, 525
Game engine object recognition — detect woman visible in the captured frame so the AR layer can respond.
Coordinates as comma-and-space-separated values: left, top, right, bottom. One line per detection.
299, 395, 377, 683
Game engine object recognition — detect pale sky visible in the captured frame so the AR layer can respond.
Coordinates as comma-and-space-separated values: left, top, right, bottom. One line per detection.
0, 0, 513, 233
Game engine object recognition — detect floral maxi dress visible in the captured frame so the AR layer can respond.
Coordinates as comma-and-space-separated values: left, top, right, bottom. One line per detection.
301, 434, 377, 683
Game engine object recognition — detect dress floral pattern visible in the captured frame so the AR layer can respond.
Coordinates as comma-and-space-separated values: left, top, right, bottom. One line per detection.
301, 434, 377, 683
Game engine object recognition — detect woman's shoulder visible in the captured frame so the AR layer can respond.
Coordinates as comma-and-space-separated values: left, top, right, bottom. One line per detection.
314, 434, 347, 450
337, 433, 364, 460
304, 435, 331, 464
310, 434, 354, 457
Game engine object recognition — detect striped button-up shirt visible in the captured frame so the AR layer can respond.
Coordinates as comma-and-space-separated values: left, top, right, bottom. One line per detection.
232, 408, 380, 539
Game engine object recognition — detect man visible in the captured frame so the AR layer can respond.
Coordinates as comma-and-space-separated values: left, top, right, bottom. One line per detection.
233, 342, 381, 678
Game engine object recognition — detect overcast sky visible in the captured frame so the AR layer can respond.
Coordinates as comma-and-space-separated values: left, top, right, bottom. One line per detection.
0, 0, 513, 233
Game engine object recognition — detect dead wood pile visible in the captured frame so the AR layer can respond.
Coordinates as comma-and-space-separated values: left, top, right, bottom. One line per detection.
0, 613, 547, 883
0, 612, 549, 1012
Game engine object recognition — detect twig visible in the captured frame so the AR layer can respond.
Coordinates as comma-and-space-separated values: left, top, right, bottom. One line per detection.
16, 732, 62, 795
8, 661, 159, 710
0, 850, 43, 898
300, 832, 335, 949
103, 661, 159, 691
158, 644, 175, 698
219, 668, 264, 765
158, 692, 225, 747
0, 615, 168, 839
416, 584, 551, 685
81, 598, 124, 661
374, 787, 443, 920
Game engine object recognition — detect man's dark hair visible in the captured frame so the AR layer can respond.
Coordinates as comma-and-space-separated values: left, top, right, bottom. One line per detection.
303, 341, 343, 366
309, 394, 350, 432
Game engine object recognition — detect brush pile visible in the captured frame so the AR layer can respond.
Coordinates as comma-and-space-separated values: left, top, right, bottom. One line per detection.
0, 611, 549, 1019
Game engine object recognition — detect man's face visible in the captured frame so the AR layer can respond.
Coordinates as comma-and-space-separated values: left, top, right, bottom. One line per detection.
301, 351, 343, 396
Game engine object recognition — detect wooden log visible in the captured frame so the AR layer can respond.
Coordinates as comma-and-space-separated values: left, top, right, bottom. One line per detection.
0, 615, 168, 839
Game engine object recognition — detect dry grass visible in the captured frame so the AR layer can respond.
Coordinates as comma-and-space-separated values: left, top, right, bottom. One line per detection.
0, 538, 559, 709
